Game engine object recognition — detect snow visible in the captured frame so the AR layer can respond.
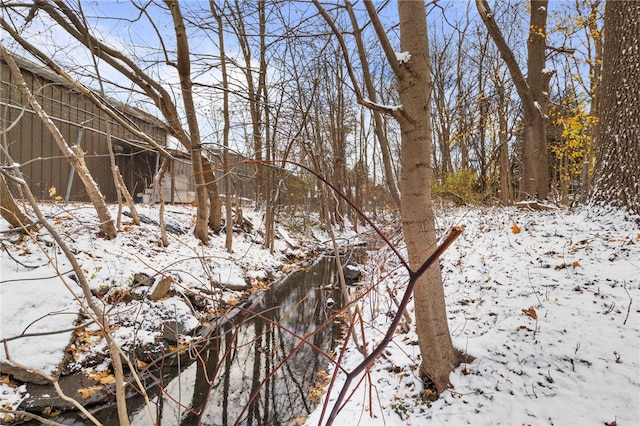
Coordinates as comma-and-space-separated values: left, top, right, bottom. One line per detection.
306, 206, 640, 426
0, 267, 81, 376
1, 203, 639, 425
394, 51, 411, 64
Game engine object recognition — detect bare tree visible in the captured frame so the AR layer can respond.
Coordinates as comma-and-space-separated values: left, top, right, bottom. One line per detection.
345, 0, 401, 209
590, 0, 640, 216
377, 0, 464, 392
476, 0, 552, 201
210, 0, 234, 252
227, 0, 269, 202
312, 0, 464, 396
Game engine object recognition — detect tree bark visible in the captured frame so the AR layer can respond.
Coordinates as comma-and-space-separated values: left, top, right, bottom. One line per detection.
590, 1, 640, 216
476, 0, 550, 200
0, 172, 34, 231
364, 0, 462, 392
166, 0, 210, 243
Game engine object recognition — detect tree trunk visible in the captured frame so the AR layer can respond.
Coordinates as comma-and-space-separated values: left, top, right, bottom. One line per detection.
166, 0, 210, 243
590, 1, 640, 216
155, 158, 170, 247
211, 2, 233, 251
525, 0, 551, 200
0, 172, 34, 231
393, 0, 462, 392
476, 0, 550, 201
580, 0, 604, 203
497, 83, 513, 204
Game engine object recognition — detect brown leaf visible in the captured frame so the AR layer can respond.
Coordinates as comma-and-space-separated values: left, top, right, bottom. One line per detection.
511, 223, 521, 234
522, 307, 537, 320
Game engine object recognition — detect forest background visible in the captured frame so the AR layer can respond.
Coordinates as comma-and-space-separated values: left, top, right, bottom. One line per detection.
0, 0, 638, 425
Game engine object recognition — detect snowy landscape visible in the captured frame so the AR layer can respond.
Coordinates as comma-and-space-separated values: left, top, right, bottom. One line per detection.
1, 202, 638, 425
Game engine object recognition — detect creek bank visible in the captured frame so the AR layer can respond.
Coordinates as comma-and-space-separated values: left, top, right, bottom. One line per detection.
14, 249, 365, 423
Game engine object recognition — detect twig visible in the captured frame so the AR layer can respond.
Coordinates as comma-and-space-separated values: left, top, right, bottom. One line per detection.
0, 409, 67, 426
2, 341, 102, 426
623, 283, 632, 325
325, 226, 464, 425
0, 240, 47, 269
2, 319, 95, 343
526, 270, 542, 306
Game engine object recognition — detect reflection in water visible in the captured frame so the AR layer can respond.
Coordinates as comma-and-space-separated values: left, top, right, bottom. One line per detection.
126, 255, 345, 425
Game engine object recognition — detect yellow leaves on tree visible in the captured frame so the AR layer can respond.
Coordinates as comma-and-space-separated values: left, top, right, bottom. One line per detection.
549, 96, 594, 198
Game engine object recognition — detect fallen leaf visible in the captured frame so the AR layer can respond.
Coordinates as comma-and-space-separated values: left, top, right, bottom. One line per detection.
511, 223, 521, 234
522, 306, 537, 320
99, 374, 116, 385
572, 260, 581, 268
78, 385, 103, 399
88, 370, 116, 384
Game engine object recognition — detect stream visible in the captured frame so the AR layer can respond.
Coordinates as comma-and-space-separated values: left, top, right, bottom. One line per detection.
48, 254, 354, 426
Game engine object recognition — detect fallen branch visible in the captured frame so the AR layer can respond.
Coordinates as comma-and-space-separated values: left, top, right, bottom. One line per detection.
2, 341, 102, 426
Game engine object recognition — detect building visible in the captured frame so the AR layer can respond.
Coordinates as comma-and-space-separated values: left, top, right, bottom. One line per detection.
1, 53, 167, 203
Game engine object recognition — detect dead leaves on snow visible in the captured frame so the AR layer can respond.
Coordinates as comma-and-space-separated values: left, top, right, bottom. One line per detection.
521, 306, 538, 320
554, 260, 582, 270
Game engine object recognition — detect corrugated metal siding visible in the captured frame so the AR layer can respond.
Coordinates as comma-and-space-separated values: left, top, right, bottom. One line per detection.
1, 56, 167, 202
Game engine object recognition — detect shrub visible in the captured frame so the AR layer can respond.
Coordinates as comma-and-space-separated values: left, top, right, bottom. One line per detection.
432, 169, 480, 205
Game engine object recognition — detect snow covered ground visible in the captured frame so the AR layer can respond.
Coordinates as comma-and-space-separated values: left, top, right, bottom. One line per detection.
0, 201, 340, 423
307, 206, 640, 426
1, 202, 639, 425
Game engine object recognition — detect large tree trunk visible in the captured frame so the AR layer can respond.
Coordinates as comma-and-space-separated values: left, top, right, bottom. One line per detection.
394, 0, 462, 392
524, 0, 551, 200
590, 1, 640, 216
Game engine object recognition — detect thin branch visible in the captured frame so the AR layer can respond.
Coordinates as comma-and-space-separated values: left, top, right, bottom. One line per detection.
2, 341, 102, 426
325, 226, 464, 425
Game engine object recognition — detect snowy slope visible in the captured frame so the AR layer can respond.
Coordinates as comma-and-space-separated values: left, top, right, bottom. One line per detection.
307, 206, 640, 426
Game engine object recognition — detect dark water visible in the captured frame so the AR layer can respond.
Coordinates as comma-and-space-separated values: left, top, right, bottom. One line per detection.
74, 255, 347, 426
